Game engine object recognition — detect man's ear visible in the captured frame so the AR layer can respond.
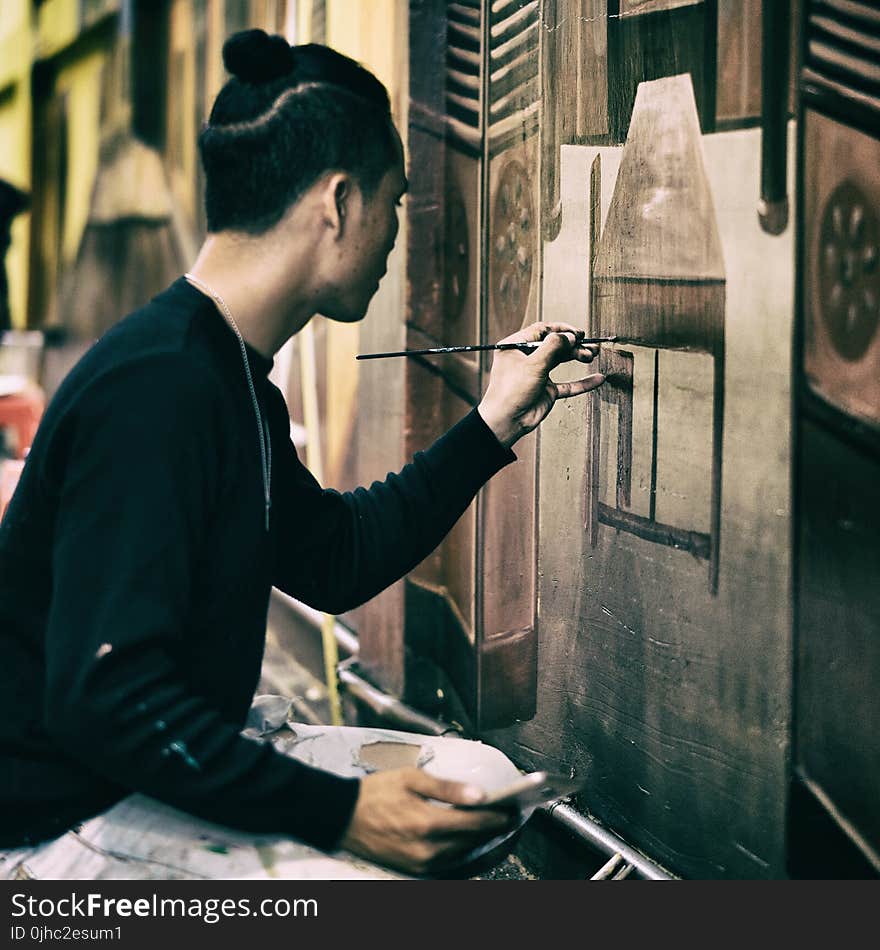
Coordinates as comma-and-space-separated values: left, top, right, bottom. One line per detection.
320, 174, 350, 238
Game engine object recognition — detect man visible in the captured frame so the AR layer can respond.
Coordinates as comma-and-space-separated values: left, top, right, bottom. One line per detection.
0, 30, 604, 876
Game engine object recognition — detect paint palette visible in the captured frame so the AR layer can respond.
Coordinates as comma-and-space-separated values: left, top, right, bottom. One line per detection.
280, 723, 534, 874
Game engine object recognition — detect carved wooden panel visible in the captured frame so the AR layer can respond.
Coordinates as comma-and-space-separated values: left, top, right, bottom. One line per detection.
803, 112, 880, 426
791, 0, 880, 876
395, 1, 543, 729
476, 1, 542, 729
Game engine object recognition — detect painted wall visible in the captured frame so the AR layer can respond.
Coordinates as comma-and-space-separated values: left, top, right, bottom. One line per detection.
488, 127, 795, 879
375, 0, 804, 879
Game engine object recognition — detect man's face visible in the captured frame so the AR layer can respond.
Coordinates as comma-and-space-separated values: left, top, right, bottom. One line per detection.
321, 128, 407, 322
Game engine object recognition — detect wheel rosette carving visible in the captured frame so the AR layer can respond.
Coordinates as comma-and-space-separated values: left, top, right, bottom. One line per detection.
444, 179, 470, 325
491, 160, 535, 331
818, 180, 879, 361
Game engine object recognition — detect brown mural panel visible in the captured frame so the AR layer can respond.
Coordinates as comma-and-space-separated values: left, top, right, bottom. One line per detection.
715, 0, 762, 124
487, 95, 795, 878
391, 0, 826, 878
606, 0, 715, 142
540, 0, 608, 241
591, 75, 725, 592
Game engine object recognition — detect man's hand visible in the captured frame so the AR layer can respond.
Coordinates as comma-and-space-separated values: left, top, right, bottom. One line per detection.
339, 768, 515, 876
477, 322, 606, 448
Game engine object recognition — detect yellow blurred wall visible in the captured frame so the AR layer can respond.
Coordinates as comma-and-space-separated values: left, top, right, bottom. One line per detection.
0, 0, 113, 329
321, 0, 408, 483
0, 0, 35, 330
0, 0, 406, 341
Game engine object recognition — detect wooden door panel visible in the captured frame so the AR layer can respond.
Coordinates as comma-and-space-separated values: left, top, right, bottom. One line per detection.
473, 1, 542, 729
397, 0, 544, 729
797, 420, 880, 862
791, 0, 880, 876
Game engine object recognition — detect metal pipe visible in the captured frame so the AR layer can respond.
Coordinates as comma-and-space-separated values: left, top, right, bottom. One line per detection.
758, 0, 791, 234
337, 658, 458, 737
590, 852, 624, 880
273, 590, 359, 657
542, 801, 675, 880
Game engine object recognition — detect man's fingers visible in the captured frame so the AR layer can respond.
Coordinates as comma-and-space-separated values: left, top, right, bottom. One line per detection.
424, 805, 515, 839
530, 331, 586, 371
407, 768, 486, 806
425, 827, 515, 866
574, 343, 600, 362
498, 321, 585, 346
407, 770, 517, 836
494, 322, 603, 363
554, 374, 606, 399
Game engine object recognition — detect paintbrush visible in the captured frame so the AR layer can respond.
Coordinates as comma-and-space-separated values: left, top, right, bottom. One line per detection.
356, 336, 618, 360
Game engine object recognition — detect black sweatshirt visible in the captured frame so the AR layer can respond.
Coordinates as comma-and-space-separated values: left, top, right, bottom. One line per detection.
0, 278, 515, 850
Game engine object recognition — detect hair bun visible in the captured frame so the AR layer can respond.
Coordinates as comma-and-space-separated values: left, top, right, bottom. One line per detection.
223, 29, 293, 84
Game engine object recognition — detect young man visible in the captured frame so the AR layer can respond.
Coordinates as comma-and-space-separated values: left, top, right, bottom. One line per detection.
0, 30, 604, 876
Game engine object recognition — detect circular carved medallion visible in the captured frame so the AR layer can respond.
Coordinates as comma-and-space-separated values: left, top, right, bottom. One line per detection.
491, 160, 535, 333
443, 179, 470, 326
818, 180, 879, 362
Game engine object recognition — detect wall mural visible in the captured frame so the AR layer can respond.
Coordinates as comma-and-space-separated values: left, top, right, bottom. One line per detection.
589, 74, 725, 593
381, 0, 810, 878
485, 0, 793, 879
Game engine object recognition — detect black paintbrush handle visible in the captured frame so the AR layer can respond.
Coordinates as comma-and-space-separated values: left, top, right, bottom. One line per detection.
356, 337, 617, 360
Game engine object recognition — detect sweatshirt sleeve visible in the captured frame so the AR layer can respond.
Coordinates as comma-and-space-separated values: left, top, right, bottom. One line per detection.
41, 355, 359, 852
271, 401, 517, 614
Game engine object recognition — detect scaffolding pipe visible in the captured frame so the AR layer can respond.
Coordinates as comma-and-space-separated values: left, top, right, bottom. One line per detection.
543, 801, 674, 881
337, 658, 457, 737
273, 589, 360, 657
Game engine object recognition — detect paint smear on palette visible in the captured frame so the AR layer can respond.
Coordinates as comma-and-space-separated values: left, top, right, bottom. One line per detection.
355, 741, 434, 773
255, 843, 278, 878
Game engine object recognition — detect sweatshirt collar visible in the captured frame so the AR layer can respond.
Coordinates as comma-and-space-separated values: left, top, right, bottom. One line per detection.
173, 276, 275, 378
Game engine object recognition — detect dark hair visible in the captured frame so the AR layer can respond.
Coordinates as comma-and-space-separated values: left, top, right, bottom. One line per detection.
199, 30, 397, 234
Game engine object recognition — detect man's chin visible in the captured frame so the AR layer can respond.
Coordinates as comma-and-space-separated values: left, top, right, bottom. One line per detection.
322, 298, 374, 323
